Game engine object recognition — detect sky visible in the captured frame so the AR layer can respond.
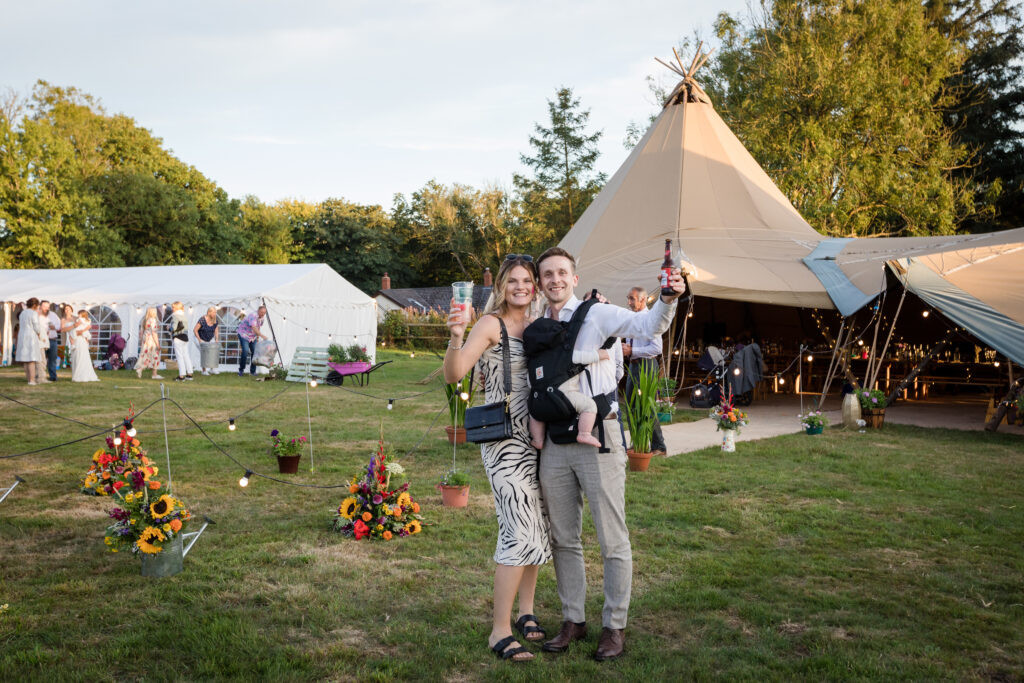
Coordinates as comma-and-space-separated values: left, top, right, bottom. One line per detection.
2, 0, 751, 208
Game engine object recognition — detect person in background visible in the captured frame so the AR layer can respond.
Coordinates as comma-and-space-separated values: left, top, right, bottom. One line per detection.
42, 300, 61, 382
194, 306, 220, 375
59, 304, 77, 365
35, 301, 50, 383
136, 307, 162, 379
236, 305, 268, 377
15, 297, 42, 385
622, 287, 667, 457
169, 301, 194, 382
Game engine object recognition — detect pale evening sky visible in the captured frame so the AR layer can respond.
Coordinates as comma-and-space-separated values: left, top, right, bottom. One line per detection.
2, 0, 750, 208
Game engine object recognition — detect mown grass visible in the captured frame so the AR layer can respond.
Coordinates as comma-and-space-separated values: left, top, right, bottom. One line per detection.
0, 349, 1022, 681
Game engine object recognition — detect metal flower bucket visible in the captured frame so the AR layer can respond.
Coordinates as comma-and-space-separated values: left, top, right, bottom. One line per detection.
138, 517, 212, 578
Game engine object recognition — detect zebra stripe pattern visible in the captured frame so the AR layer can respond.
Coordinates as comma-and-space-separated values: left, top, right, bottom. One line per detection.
477, 336, 552, 566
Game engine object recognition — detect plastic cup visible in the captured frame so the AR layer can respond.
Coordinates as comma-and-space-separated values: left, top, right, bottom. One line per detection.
452, 281, 474, 323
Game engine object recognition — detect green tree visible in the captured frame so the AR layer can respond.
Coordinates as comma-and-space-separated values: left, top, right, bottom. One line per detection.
240, 196, 295, 263
930, 0, 1024, 232
295, 198, 398, 293
704, 0, 977, 237
514, 87, 606, 241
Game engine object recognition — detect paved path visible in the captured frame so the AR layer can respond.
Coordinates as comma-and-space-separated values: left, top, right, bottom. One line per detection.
661, 395, 1023, 456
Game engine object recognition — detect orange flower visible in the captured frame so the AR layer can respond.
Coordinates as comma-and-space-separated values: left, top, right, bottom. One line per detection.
729, 415, 736, 422
382, 530, 392, 540
102, 472, 111, 480
349, 484, 359, 493
169, 519, 182, 532
141, 456, 151, 465
361, 511, 373, 522
148, 480, 161, 489
412, 502, 420, 514
132, 438, 140, 446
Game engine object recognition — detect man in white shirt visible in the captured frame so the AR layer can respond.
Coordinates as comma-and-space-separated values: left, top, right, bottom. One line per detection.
536, 247, 686, 661
42, 300, 61, 382
622, 287, 667, 456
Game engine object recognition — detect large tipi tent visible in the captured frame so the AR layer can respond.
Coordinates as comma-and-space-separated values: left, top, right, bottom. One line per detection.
0, 263, 377, 369
559, 50, 1024, 367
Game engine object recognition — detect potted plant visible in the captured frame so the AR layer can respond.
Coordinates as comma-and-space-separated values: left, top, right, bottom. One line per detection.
710, 394, 748, 452
327, 343, 372, 374
656, 377, 678, 423
269, 429, 306, 473
332, 430, 424, 540
857, 388, 887, 428
444, 373, 475, 444
623, 361, 660, 471
438, 468, 471, 507
799, 410, 829, 435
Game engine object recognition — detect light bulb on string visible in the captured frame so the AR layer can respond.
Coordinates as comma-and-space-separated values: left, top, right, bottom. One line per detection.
922, 310, 930, 318
779, 377, 786, 385
228, 418, 236, 431
113, 436, 122, 446
328, 334, 333, 340
858, 339, 864, 346
409, 351, 416, 358
309, 379, 318, 388
304, 328, 309, 334
994, 361, 1000, 368
460, 391, 469, 401
806, 355, 814, 362
733, 367, 741, 375
387, 399, 394, 410
694, 388, 702, 397
239, 469, 253, 487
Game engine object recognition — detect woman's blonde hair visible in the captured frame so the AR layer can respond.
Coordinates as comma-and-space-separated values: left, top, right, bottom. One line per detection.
206, 306, 217, 317
145, 307, 158, 321
171, 301, 184, 311
482, 257, 540, 317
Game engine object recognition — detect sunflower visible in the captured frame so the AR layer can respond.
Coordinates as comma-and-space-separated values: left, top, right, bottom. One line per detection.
137, 526, 166, 554
149, 495, 175, 518
338, 497, 358, 519
396, 492, 411, 509
404, 519, 422, 535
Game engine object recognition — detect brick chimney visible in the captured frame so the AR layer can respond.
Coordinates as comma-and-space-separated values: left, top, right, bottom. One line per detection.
482, 267, 493, 287
381, 272, 391, 290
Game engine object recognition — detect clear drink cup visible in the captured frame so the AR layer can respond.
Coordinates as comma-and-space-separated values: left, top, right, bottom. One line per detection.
452, 281, 474, 323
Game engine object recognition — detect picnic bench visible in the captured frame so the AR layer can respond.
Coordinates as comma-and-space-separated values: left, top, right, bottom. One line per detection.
326, 360, 393, 387
285, 347, 331, 383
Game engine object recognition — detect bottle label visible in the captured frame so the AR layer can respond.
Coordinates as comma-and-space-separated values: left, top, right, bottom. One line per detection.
661, 267, 671, 288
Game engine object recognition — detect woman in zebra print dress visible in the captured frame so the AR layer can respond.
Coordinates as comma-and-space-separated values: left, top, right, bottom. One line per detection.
443, 255, 551, 662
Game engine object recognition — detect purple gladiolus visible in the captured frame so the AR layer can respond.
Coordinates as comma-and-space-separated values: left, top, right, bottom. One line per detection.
372, 494, 383, 504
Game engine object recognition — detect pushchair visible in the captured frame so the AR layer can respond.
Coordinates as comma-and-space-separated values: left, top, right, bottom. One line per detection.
107, 333, 127, 371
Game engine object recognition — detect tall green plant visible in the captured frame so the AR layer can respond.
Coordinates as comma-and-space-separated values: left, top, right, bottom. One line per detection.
444, 372, 475, 427
623, 361, 660, 454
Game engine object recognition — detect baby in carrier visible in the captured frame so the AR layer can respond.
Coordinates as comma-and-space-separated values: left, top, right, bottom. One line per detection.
526, 347, 608, 450
523, 296, 614, 451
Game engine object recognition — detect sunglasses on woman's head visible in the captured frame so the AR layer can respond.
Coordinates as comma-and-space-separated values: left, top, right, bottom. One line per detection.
504, 253, 533, 262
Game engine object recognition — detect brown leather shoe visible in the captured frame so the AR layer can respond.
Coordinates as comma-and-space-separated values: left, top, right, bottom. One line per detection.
541, 620, 587, 653
594, 627, 625, 661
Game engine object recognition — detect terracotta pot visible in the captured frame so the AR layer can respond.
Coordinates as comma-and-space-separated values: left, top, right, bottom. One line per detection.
277, 454, 301, 474
627, 449, 653, 472
444, 426, 466, 444
439, 484, 469, 507
863, 408, 885, 429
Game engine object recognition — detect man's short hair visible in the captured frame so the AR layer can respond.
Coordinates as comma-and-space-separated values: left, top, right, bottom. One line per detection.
628, 287, 647, 297
536, 247, 577, 273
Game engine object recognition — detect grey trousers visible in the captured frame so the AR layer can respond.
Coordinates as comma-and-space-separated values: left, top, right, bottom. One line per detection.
539, 417, 631, 629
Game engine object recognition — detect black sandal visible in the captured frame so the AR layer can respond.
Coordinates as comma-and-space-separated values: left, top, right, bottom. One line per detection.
515, 614, 546, 642
491, 635, 533, 662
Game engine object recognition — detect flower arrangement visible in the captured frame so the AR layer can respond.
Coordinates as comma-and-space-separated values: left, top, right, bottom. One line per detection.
104, 481, 192, 555
266, 363, 288, 380
656, 397, 677, 416
856, 388, 887, 411
328, 343, 370, 364
81, 408, 157, 497
710, 395, 748, 432
799, 411, 829, 430
269, 429, 306, 459
332, 430, 424, 541
438, 468, 470, 488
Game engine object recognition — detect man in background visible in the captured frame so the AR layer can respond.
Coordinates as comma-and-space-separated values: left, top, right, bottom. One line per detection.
621, 287, 667, 456
42, 300, 61, 382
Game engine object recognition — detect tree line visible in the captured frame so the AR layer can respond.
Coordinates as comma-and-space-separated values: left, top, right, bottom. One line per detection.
2, 0, 1021, 290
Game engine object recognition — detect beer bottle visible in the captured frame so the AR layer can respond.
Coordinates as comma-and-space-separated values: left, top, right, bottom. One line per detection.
660, 239, 675, 297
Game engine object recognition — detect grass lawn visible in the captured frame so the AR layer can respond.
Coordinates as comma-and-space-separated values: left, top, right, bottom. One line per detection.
1, 349, 1022, 681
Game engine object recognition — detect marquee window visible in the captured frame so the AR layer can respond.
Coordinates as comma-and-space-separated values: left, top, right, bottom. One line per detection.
217, 307, 246, 365
87, 306, 122, 363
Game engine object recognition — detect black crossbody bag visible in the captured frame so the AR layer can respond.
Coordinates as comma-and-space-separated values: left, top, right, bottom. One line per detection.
464, 318, 514, 444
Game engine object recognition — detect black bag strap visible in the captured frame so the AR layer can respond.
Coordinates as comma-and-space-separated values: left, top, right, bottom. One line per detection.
469, 315, 512, 408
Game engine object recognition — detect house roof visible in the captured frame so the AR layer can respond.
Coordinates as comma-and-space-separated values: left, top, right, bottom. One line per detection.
376, 286, 493, 314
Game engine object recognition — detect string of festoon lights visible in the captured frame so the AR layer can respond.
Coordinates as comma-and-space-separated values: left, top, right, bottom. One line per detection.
0, 379, 450, 490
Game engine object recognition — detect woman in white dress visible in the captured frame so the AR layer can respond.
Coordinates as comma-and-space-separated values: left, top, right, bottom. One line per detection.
71, 309, 99, 383
15, 298, 43, 385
